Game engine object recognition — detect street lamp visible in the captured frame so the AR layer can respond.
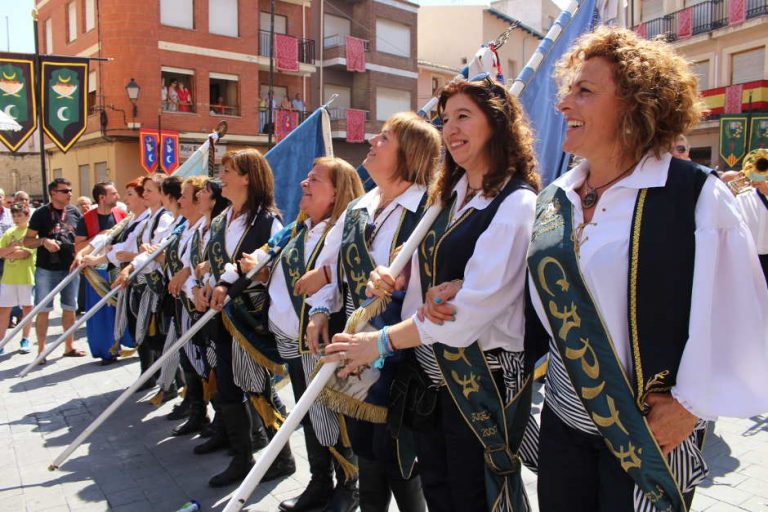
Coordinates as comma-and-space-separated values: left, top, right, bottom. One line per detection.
125, 78, 140, 118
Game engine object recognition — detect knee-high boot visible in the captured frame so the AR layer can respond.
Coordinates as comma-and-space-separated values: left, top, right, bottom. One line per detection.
325, 444, 359, 512
257, 413, 297, 482
173, 372, 209, 436
194, 395, 229, 454
208, 402, 254, 487
279, 422, 334, 511
136, 343, 156, 392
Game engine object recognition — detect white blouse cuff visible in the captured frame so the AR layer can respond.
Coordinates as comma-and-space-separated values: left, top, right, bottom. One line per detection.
671, 386, 717, 422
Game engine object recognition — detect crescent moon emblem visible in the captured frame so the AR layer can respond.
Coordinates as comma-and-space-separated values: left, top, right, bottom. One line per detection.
57, 106, 70, 122
58, 75, 72, 83
166, 154, 172, 164
148, 154, 155, 163
3, 104, 17, 119
2, 71, 16, 80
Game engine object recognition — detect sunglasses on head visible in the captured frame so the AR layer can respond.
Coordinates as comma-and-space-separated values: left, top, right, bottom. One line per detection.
674, 145, 688, 153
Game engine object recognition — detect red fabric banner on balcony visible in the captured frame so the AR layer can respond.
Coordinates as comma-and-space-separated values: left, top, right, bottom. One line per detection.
634, 22, 647, 39
346, 109, 366, 143
725, 84, 744, 114
729, 0, 746, 25
276, 109, 299, 142
275, 34, 299, 72
678, 7, 693, 38
346, 36, 366, 72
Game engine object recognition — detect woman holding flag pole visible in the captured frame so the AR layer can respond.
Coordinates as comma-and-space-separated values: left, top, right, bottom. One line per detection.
204, 149, 297, 488
306, 111, 440, 512
324, 78, 542, 512
250, 156, 364, 512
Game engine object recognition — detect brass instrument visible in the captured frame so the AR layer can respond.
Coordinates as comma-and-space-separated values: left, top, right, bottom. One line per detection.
727, 148, 768, 195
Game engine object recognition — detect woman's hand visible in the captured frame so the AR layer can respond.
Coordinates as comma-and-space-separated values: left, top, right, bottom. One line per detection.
645, 392, 699, 456
115, 251, 137, 263
195, 284, 212, 312
238, 253, 270, 281
365, 266, 406, 299
82, 254, 102, 267
323, 331, 378, 378
294, 266, 328, 296
139, 243, 151, 253
418, 280, 462, 324
306, 312, 329, 355
168, 268, 191, 297
210, 285, 229, 311
195, 261, 210, 279
112, 266, 133, 289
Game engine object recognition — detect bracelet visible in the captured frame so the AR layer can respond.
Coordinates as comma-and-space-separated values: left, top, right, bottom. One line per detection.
322, 265, 331, 285
216, 280, 232, 289
308, 305, 331, 318
374, 326, 396, 370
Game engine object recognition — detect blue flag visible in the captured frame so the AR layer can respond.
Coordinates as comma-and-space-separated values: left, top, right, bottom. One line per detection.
519, 0, 597, 185
265, 108, 333, 223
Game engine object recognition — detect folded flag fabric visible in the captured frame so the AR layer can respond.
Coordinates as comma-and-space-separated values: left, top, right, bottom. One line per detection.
725, 84, 743, 114
346, 36, 366, 72
276, 109, 299, 142
346, 109, 366, 143
678, 7, 692, 38
729, 0, 746, 26
276, 34, 299, 72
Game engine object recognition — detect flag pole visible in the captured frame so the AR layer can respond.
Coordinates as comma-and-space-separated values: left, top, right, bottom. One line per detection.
31, 8, 47, 202
224, 5, 587, 507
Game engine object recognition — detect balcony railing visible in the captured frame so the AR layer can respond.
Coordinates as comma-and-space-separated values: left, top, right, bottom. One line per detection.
259, 31, 316, 64
323, 34, 370, 51
637, 0, 765, 40
326, 107, 370, 121
258, 107, 311, 134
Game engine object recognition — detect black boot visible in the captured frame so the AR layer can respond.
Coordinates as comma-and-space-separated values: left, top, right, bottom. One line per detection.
251, 409, 270, 451
173, 374, 209, 436
260, 421, 296, 482
194, 400, 228, 454
279, 424, 334, 511
135, 343, 156, 392
324, 445, 358, 512
208, 402, 255, 488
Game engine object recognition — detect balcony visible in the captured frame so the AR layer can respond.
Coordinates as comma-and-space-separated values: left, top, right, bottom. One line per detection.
257, 107, 311, 135
699, 79, 768, 117
259, 30, 316, 64
323, 34, 370, 65
637, 0, 766, 41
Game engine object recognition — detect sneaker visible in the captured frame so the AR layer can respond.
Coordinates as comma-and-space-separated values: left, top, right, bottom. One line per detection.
19, 339, 31, 354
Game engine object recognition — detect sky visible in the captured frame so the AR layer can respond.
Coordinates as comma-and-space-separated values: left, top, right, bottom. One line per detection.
0, 0, 36, 54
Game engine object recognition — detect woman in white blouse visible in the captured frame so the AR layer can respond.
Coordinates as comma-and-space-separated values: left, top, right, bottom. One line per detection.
306, 112, 441, 512
324, 77, 541, 512
527, 27, 767, 511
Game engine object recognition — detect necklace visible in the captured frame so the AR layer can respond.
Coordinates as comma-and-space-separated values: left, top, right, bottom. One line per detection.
462, 183, 482, 209
582, 162, 637, 209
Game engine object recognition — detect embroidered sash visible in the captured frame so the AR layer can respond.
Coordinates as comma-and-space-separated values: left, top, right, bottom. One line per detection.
209, 209, 284, 375
527, 186, 685, 512
419, 181, 533, 512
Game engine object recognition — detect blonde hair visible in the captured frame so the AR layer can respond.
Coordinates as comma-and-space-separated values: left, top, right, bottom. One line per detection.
384, 112, 442, 187
182, 176, 208, 203
313, 157, 365, 229
555, 26, 705, 162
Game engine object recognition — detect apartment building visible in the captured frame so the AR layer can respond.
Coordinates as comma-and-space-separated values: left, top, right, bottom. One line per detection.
35, 0, 317, 196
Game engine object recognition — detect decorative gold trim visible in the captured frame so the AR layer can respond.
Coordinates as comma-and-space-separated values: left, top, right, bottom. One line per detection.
317, 383, 388, 424
221, 313, 287, 376
329, 446, 359, 483
82, 267, 118, 306
629, 189, 647, 409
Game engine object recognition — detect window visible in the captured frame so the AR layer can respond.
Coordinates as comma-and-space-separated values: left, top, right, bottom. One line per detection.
375, 19, 410, 57
691, 60, 709, 90
162, 68, 196, 113
324, 84, 351, 120
507, 59, 517, 81
376, 87, 410, 121
53, 168, 63, 179
642, 0, 663, 21
210, 0, 238, 37
259, 13, 287, 57
45, 19, 53, 54
79, 164, 90, 197
209, 73, 240, 116
324, 14, 351, 48
431, 77, 441, 96
67, 2, 77, 42
731, 47, 765, 85
161, 0, 194, 29
88, 71, 97, 115
95, 162, 108, 182
84, 0, 95, 32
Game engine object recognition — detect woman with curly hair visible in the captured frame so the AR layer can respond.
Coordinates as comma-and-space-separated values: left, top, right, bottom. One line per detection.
323, 77, 542, 511
522, 26, 768, 511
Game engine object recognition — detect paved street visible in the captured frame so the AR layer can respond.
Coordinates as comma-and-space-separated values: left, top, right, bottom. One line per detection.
0, 316, 767, 511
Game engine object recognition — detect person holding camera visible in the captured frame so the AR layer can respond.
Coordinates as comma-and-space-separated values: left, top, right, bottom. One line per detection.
23, 178, 85, 362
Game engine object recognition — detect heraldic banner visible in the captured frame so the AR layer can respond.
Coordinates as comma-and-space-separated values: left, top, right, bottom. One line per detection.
750, 116, 768, 151
720, 116, 748, 169
139, 129, 160, 173
41, 56, 89, 153
160, 131, 180, 174
0, 52, 37, 152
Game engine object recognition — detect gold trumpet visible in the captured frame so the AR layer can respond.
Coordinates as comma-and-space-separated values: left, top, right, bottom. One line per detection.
727, 148, 768, 195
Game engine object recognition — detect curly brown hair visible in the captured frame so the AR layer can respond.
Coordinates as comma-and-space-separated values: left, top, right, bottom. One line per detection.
433, 78, 540, 206
555, 26, 706, 162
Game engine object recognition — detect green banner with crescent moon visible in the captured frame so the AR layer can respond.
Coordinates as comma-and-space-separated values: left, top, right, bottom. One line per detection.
0, 53, 36, 152
750, 117, 768, 151
41, 56, 88, 153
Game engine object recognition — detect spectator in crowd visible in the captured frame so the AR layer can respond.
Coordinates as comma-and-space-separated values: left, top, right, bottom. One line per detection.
14, 191, 35, 216
291, 92, 305, 112
212, 96, 226, 115
0, 204, 36, 355
167, 80, 180, 112
23, 178, 85, 363
178, 82, 192, 113
671, 134, 691, 161
3, 195, 13, 209
161, 79, 168, 111
76, 196, 93, 214
280, 95, 293, 111
0, 189, 14, 237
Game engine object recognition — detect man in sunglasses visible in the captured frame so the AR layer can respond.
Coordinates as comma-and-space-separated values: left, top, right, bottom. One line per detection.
23, 178, 85, 362
671, 134, 691, 161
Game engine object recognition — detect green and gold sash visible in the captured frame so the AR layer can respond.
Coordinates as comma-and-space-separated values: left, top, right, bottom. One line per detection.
527, 186, 685, 512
